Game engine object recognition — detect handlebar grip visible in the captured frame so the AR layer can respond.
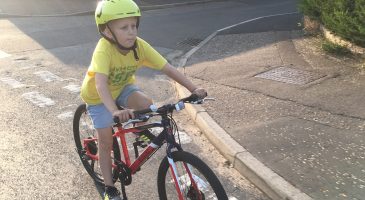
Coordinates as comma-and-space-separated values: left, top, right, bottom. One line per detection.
134, 108, 152, 116
181, 93, 200, 102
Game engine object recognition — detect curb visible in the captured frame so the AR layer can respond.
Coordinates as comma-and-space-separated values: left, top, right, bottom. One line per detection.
175, 13, 313, 200
0, 0, 220, 18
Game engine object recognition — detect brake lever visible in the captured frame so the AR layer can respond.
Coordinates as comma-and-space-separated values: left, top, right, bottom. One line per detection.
204, 97, 216, 101
191, 97, 215, 104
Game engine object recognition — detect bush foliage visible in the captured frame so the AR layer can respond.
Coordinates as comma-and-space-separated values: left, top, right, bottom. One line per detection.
299, 0, 365, 47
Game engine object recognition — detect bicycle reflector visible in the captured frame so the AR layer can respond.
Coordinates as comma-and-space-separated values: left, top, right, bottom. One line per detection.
175, 101, 185, 111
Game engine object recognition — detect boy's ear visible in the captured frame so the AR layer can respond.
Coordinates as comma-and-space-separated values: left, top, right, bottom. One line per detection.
102, 26, 113, 39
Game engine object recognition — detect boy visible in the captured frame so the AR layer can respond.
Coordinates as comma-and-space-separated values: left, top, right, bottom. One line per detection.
80, 0, 207, 199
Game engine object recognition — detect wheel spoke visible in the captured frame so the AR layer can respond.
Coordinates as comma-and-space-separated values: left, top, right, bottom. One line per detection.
73, 104, 120, 184
158, 151, 227, 200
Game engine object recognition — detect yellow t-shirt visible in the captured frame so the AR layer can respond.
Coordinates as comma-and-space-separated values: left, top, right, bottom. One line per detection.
80, 37, 167, 105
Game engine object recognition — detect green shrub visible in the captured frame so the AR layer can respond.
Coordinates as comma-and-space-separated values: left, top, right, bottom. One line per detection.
298, 0, 323, 20
299, 0, 365, 47
321, 0, 365, 47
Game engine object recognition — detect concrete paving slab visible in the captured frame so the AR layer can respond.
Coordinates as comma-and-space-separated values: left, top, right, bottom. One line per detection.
239, 116, 365, 200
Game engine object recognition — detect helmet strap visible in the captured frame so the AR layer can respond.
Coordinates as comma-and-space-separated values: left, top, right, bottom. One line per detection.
99, 24, 139, 61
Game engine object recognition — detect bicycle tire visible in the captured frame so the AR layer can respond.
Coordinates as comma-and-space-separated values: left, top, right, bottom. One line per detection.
73, 104, 120, 185
157, 151, 228, 200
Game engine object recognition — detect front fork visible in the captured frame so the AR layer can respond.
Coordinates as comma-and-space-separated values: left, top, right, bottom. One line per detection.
165, 129, 203, 200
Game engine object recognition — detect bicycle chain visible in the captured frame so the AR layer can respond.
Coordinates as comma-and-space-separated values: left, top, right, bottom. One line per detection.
115, 160, 132, 186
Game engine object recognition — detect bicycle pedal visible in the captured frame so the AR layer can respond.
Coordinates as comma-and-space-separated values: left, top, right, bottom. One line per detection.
134, 139, 147, 148
87, 141, 98, 155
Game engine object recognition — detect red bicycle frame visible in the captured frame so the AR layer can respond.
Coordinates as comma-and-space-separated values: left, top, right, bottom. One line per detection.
113, 126, 160, 174
82, 109, 203, 200
114, 123, 202, 200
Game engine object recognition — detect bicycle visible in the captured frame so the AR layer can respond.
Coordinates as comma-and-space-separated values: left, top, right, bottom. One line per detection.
73, 94, 228, 200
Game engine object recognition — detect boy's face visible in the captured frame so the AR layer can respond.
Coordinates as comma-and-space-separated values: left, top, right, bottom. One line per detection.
105, 17, 138, 48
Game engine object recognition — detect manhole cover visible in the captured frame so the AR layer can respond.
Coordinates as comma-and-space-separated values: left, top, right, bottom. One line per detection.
255, 66, 325, 85
178, 38, 203, 47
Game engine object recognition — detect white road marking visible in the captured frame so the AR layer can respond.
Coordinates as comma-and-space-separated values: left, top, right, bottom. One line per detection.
34, 71, 63, 82
60, 104, 78, 109
22, 91, 55, 107
0, 50, 10, 59
176, 131, 192, 144
0, 77, 26, 88
206, 194, 218, 200
150, 127, 191, 144
63, 78, 79, 81
63, 84, 81, 93
150, 127, 164, 135
229, 197, 238, 200
57, 111, 73, 120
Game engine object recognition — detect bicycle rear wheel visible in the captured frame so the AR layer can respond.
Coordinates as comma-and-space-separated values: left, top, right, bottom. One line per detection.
157, 151, 228, 200
73, 104, 120, 185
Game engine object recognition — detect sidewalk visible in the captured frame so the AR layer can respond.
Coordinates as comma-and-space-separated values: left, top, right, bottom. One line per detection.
0, 0, 219, 17
176, 14, 365, 200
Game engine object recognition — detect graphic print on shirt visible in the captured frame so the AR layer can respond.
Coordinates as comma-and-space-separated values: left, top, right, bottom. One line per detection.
109, 65, 137, 86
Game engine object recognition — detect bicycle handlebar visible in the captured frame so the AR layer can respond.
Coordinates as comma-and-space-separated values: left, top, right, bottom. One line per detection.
113, 94, 207, 124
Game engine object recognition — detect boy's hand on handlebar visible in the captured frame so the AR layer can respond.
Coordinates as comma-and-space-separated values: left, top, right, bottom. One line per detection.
192, 88, 207, 99
113, 109, 135, 123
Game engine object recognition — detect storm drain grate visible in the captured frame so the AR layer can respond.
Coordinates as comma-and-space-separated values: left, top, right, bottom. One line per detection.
178, 38, 204, 47
255, 66, 325, 85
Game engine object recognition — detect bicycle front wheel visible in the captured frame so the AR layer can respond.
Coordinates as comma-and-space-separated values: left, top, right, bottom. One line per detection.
157, 151, 228, 200
73, 104, 120, 185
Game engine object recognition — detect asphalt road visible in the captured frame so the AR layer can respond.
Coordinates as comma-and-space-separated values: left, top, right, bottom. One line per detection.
0, 0, 298, 199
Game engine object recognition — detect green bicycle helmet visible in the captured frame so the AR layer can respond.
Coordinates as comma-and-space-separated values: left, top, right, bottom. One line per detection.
95, 0, 141, 26
95, 0, 141, 60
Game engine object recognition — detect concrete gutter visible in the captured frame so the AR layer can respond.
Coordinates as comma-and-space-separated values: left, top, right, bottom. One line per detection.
175, 12, 313, 200
0, 0, 221, 18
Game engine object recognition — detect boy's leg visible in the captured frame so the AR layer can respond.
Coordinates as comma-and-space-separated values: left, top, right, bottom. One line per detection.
116, 84, 153, 110
126, 91, 153, 110
96, 127, 114, 187
86, 104, 116, 188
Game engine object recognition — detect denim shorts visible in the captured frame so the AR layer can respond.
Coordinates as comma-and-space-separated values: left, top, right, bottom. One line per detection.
87, 84, 141, 129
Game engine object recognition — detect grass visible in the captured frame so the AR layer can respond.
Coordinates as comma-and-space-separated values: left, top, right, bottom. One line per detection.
322, 40, 352, 56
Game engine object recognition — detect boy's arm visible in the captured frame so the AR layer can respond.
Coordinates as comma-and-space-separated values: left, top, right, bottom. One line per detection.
95, 73, 119, 113
161, 63, 207, 97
